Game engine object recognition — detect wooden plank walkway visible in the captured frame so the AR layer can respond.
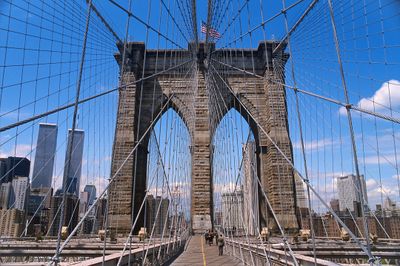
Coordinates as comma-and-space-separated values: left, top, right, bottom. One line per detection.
171, 236, 242, 266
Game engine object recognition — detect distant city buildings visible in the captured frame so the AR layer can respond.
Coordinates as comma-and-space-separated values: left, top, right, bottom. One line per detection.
0, 209, 24, 237
47, 192, 79, 236
79, 191, 89, 214
299, 210, 400, 239
31, 123, 58, 189
63, 129, 85, 196
84, 184, 96, 206
214, 211, 222, 226
294, 172, 308, 209
79, 191, 92, 234
242, 141, 259, 235
9, 176, 29, 211
337, 174, 368, 215
0, 157, 30, 184
330, 199, 340, 213
383, 196, 400, 217
146, 194, 169, 236
0, 157, 31, 211
0, 124, 95, 238
78, 185, 104, 235
221, 190, 244, 233
297, 173, 400, 240
27, 187, 52, 235
0, 182, 11, 209
0, 157, 30, 237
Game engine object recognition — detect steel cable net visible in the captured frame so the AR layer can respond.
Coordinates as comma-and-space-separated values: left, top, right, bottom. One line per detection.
0, 0, 399, 265
208, 0, 400, 265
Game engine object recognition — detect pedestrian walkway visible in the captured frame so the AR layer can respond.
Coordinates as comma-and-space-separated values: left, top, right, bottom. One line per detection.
171, 235, 242, 266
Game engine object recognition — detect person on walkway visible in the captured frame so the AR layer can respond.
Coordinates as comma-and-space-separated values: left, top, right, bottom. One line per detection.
208, 230, 214, 245
217, 235, 225, 256
204, 231, 209, 244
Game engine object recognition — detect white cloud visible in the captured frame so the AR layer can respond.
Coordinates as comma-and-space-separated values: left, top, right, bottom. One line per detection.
293, 138, 337, 152
213, 182, 238, 194
339, 80, 400, 115
0, 143, 35, 158
392, 174, 400, 180
363, 154, 398, 166
366, 178, 376, 188
362, 178, 400, 209
365, 178, 397, 199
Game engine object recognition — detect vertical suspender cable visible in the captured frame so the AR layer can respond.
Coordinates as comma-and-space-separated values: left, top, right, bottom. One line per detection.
54, 0, 93, 264
326, 0, 374, 263
280, 0, 317, 263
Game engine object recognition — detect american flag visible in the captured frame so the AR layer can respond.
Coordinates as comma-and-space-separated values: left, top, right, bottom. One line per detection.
201, 21, 221, 39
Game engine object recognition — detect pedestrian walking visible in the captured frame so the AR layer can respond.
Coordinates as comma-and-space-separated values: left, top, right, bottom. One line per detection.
217, 235, 225, 256
209, 231, 214, 245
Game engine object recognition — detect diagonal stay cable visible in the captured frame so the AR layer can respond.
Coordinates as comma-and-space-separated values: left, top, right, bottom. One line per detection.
175, 0, 195, 41
160, 0, 190, 43
212, 0, 307, 51
86, 0, 122, 43
116, 116, 179, 266
190, 0, 198, 45
117, 60, 195, 264
207, 65, 299, 266
210, 58, 400, 125
55, 0, 93, 261
47, 94, 174, 264
142, 125, 182, 264
272, 0, 319, 54
108, 0, 185, 49
209, 63, 374, 259
215, 0, 249, 43
204, 0, 213, 55
327, 0, 373, 261
280, 0, 317, 262
0, 59, 193, 133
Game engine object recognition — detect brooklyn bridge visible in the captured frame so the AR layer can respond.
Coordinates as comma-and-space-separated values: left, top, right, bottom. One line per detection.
0, 0, 399, 265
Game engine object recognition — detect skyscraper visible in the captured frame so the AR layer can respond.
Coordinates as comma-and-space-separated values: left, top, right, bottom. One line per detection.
2, 157, 31, 211
337, 174, 368, 215
0, 208, 24, 237
242, 141, 259, 235
31, 123, 58, 189
63, 129, 84, 196
146, 194, 169, 236
26, 187, 52, 236
1, 157, 30, 184
222, 191, 244, 233
47, 193, 79, 236
0, 182, 11, 209
9, 176, 29, 211
83, 184, 96, 206
294, 172, 308, 209
79, 191, 89, 214
0, 158, 7, 184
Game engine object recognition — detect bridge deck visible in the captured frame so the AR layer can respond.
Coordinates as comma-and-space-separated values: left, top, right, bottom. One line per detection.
171, 235, 242, 266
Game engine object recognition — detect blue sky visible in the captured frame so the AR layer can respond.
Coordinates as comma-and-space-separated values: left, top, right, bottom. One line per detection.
0, 0, 400, 215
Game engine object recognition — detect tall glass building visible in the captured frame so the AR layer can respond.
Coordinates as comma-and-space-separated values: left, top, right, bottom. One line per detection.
337, 174, 368, 214
83, 184, 96, 205
63, 129, 85, 196
31, 123, 58, 189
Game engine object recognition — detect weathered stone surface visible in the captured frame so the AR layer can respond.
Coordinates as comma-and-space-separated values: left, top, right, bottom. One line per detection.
108, 72, 137, 235
108, 41, 299, 236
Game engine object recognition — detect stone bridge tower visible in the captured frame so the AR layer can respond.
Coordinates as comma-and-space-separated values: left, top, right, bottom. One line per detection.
107, 41, 299, 236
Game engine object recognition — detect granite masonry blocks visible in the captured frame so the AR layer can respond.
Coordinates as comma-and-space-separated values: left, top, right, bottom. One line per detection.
108, 42, 299, 236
